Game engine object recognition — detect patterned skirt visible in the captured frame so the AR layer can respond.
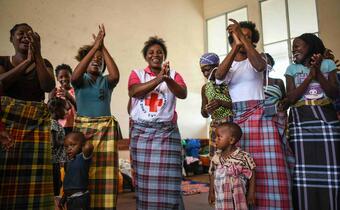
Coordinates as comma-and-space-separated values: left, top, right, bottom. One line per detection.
288, 104, 340, 210
74, 115, 122, 210
0, 96, 54, 209
130, 120, 184, 210
233, 100, 293, 210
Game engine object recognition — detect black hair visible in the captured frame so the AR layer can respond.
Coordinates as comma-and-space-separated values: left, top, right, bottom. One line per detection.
47, 97, 66, 113
65, 131, 86, 145
55, 64, 72, 76
10, 23, 32, 42
297, 33, 326, 60
228, 21, 260, 45
142, 36, 167, 59
75, 45, 92, 62
265, 53, 275, 67
75, 45, 106, 73
218, 122, 243, 142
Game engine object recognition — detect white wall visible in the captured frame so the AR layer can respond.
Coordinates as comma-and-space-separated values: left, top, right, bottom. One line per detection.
0, 0, 209, 138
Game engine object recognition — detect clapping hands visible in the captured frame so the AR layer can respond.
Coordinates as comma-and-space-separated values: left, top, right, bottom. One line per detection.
227, 19, 243, 48
92, 24, 106, 50
157, 61, 171, 82
309, 53, 322, 79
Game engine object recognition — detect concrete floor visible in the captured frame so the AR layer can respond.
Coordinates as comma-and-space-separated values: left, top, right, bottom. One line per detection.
117, 191, 212, 210
117, 174, 212, 210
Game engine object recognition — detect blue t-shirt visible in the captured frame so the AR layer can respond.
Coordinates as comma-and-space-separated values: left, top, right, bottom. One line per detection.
73, 73, 114, 117
64, 153, 91, 191
285, 59, 337, 101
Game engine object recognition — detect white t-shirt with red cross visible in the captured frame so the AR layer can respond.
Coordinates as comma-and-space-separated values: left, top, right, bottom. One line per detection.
128, 66, 186, 122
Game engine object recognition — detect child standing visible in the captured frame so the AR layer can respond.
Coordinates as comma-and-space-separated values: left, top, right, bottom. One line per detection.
59, 132, 93, 210
47, 97, 67, 197
208, 122, 256, 210
49, 64, 76, 135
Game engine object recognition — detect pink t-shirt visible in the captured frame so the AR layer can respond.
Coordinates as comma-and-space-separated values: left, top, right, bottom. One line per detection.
58, 88, 76, 128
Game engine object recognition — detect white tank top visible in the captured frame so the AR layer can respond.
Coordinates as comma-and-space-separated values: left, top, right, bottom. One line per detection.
130, 69, 177, 122
216, 59, 264, 102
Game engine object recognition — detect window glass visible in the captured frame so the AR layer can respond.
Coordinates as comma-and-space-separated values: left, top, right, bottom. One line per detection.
261, 0, 288, 44
207, 15, 227, 55
264, 41, 290, 82
288, 0, 318, 37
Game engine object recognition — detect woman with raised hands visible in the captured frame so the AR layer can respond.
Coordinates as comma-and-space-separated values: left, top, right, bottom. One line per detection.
0, 23, 55, 209
71, 24, 122, 210
214, 19, 293, 209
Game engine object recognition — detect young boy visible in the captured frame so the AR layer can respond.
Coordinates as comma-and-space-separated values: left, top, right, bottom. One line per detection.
208, 122, 256, 210
59, 132, 93, 210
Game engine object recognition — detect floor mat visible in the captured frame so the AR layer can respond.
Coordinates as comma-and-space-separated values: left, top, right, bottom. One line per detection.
181, 180, 210, 196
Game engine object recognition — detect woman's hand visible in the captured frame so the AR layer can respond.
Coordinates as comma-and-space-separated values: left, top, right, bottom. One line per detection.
92, 24, 106, 50
0, 129, 14, 151
232, 32, 243, 49
227, 19, 243, 49
227, 19, 243, 39
310, 53, 322, 69
309, 53, 322, 79
277, 98, 290, 111
28, 31, 41, 57
157, 61, 170, 82
27, 43, 34, 63
205, 99, 225, 113
56, 87, 71, 99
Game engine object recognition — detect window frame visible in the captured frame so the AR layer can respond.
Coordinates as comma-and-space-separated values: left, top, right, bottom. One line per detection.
259, 0, 320, 64
206, 6, 248, 56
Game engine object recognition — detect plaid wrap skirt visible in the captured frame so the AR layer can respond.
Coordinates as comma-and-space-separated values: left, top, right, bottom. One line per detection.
0, 96, 54, 209
289, 104, 340, 210
130, 120, 184, 210
233, 100, 293, 210
74, 115, 122, 210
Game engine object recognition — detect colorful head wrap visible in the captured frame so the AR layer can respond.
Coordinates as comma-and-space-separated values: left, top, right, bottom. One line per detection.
199, 53, 220, 66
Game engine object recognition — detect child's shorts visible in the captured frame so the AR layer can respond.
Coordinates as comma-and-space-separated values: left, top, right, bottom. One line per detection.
66, 191, 90, 210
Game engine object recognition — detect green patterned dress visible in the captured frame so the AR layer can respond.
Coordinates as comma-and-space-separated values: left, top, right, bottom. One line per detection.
205, 81, 233, 157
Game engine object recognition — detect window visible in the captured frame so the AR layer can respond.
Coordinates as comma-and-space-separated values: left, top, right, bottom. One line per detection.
207, 7, 248, 60
260, 0, 318, 81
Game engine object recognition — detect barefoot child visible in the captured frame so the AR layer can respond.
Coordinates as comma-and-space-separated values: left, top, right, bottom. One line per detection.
208, 122, 256, 210
59, 132, 94, 210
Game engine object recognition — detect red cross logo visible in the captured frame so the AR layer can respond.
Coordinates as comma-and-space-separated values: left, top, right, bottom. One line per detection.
145, 93, 163, 112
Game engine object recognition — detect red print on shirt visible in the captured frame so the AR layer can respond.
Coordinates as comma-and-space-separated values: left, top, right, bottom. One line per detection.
145, 93, 163, 112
